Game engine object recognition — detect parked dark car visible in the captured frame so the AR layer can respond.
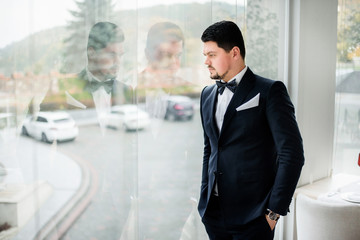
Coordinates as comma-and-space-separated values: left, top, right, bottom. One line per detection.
164, 95, 194, 121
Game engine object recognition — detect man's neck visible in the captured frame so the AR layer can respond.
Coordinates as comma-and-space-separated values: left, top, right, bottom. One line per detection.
87, 66, 108, 82
223, 64, 246, 82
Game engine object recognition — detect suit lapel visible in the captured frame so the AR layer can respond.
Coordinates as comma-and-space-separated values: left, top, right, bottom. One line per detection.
64, 71, 91, 109
220, 68, 256, 137
205, 85, 220, 139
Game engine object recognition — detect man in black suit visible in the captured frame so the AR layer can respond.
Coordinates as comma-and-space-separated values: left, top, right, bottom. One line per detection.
198, 20, 304, 239
51, 22, 132, 130
81, 21, 124, 92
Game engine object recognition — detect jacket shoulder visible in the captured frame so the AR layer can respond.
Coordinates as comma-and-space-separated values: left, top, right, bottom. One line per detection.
254, 74, 276, 87
201, 84, 216, 98
252, 73, 289, 95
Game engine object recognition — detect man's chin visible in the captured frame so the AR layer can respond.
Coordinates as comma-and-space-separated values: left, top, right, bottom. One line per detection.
210, 74, 220, 80
106, 70, 119, 78
102, 74, 116, 80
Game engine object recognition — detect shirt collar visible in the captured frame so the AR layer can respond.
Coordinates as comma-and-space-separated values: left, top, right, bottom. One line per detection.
222, 65, 248, 85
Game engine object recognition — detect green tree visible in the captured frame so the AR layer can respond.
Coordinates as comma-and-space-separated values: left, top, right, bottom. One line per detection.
62, 0, 116, 73
245, 0, 279, 79
337, 0, 360, 63
346, 10, 360, 58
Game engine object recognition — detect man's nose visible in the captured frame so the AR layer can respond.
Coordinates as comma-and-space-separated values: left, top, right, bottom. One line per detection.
114, 54, 122, 64
204, 57, 210, 66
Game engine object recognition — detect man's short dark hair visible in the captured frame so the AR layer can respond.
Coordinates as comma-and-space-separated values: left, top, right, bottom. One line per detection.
201, 20, 245, 59
87, 22, 125, 51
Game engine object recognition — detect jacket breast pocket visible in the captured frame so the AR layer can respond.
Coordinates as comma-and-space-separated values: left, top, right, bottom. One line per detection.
232, 106, 261, 131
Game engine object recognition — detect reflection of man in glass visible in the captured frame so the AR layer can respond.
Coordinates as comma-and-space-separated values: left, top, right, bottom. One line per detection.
138, 21, 185, 89
137, 21, 198, 240
62, 22, 127, 130
82, 22, 124, 91
53, 22, 133, 238
137, 22, 190, 137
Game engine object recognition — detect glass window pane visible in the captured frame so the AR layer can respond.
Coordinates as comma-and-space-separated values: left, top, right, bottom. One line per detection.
333, 0, 360, 175
0, 0, 285, 239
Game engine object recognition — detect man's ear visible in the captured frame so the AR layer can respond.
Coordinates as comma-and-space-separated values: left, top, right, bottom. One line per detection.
231, 46, 241, 60
87, 47, 96, 59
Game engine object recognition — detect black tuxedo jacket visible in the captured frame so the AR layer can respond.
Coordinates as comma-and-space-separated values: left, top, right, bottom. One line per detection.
198, 68, 304, 226
41, 69, 132, 111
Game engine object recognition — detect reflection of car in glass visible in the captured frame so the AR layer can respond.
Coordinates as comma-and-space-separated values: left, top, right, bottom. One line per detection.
105, 105, 151, 131
21, 112, 79, 143
164, 95, 194, 121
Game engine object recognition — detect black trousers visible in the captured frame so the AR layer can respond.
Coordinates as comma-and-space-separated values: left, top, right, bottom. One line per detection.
202, 195, 275, 240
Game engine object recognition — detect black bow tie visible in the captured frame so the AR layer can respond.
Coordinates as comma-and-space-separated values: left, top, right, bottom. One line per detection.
85, 79, 114, 94
216, 80, 237, 94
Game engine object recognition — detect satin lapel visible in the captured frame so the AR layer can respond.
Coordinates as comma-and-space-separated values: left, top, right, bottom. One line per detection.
208, 85, 220, 139
220, 69, 255, 137
65, 91, 87, 109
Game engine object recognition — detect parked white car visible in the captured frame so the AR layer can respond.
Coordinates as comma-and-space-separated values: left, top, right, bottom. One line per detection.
21, 111, 79, 143
105, 105, 150, 131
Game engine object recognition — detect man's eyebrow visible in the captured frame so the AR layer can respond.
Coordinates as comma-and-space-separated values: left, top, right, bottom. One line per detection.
203, 51, 216, 55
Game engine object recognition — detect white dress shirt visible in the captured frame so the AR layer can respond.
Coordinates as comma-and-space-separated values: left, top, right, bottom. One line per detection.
213, 66, 247, 196
86, 69, 112, 133
215, 66, 248, 132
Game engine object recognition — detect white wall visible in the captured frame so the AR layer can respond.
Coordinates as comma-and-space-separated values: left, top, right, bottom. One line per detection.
288, 0, 338, 186
281, 1, 338, 239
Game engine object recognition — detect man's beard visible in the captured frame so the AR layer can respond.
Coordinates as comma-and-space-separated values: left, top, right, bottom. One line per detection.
210, 69, 228, 80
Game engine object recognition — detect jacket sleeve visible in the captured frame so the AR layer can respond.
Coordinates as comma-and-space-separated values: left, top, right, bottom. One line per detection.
266, 81, 305, 215
200, 87, 210, 189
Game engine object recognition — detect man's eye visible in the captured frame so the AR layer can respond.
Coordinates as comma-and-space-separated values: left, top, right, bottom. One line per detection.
108, 52, 124, 58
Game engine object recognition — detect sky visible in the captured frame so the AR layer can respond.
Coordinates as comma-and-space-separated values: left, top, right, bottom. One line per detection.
0, 0, 235, 49
0, 0, 75, 48
0, 0, 199, 48
0, 0, 76, 48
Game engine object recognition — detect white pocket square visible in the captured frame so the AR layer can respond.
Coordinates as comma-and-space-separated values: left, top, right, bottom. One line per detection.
236, 93, 260, 111
65, 91, 87, 109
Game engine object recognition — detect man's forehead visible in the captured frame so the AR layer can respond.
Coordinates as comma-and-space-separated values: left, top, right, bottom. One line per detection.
203, 41, 220, 53
158, 41, 183, 50
103, 42, 123, 51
